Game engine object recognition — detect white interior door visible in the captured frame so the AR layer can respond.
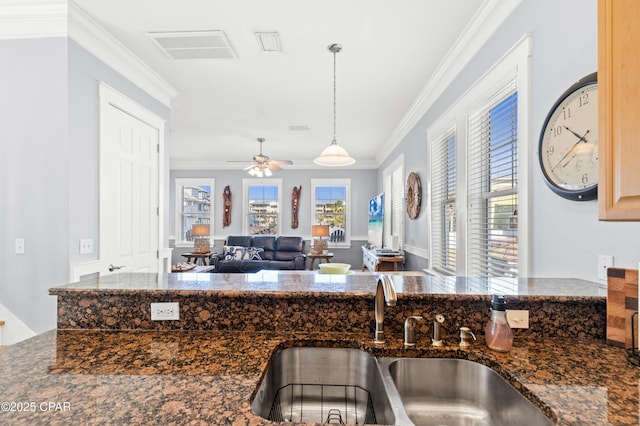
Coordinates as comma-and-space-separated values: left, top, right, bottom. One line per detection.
99, 84, 162, 275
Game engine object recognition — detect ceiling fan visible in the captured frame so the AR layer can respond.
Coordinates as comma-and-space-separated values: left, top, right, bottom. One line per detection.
229, 138, 293, 177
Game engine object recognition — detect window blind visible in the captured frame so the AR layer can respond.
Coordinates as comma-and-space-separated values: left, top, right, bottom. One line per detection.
382, 163, 403, 250
383, 174, 392, 248
430, 131, 456, 274
467, 79, 518, 277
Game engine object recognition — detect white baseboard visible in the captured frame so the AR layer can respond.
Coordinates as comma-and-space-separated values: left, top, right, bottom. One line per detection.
402, 244, 429, 259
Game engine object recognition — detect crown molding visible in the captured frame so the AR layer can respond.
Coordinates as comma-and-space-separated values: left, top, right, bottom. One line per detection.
170, 158, 379, 171
0, 0, 68, 39
376, 0, 523, 165
0, 1, 179, 107
68, 1, 178, 107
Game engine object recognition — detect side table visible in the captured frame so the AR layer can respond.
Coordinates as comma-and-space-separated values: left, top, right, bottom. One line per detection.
182, 252, 215, 266
307, 252, 334, 270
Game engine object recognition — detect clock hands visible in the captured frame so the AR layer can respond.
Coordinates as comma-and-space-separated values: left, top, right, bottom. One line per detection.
564, 126, 589, 143
551, 127, 590, 171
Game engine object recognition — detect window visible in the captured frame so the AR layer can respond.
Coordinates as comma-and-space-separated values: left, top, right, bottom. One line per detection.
311, 179, 351, 247
468, 87, 518, 277
243, 179, 282, 235
383, 155, 404, 250
427, 36, 529, 277
430, 129, 456, 274
174, 178, 214, 246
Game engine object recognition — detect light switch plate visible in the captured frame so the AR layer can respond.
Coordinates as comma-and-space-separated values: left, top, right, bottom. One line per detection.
597, 255, 614, 280
506, 310, 529, 329
15, 238, 25, 255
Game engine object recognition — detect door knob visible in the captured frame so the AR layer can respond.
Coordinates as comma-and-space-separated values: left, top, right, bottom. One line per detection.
108, 264, 125, 272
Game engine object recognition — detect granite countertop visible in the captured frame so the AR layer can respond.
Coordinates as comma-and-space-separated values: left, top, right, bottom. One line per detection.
0, 328, 638, 425
49, 271, 606, 298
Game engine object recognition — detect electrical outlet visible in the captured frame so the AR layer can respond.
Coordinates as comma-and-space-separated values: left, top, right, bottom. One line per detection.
506, 310, 529, 329
597, 255, 614, 280
151, 302, 180, 321
79, 239, 93, 254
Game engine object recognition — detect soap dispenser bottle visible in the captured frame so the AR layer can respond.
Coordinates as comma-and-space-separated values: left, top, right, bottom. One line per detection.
485, 295, 513, 352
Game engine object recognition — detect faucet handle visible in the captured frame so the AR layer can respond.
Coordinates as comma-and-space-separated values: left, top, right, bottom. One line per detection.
459, 326, 477, 348
432, 314, 445, 347
404, 316, 424, 347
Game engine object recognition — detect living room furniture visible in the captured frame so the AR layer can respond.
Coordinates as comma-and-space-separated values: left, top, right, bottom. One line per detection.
311, 224, 330, 254
307, 252, 333, 270
182, 252, 215, 266
361, 246, 404, 272
213, 236, 306, 273
191, 224, 210, 253
172, 264, 215, 273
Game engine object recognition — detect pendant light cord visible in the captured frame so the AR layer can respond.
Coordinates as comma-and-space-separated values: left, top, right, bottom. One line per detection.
331, 44, 339, 145
332, 48, 337, 143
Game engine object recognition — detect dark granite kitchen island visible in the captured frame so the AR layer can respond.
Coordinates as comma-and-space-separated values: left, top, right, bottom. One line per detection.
0, 271, 634, 425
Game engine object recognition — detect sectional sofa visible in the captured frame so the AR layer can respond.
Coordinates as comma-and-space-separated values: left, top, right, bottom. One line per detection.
212, 235, 306, 273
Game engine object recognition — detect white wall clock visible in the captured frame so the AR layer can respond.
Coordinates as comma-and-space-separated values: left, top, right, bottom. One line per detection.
538, 72, 598, 201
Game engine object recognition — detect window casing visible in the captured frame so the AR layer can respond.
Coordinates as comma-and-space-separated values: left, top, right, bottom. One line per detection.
427, 35, 529, 277
174, 178, 214, 246
243, 179, 282, 235
311, 178, 351, 248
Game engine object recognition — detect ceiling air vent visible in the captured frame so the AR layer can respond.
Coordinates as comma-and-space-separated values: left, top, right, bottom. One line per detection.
148, 30, 237, 59
255, 32, 282, 53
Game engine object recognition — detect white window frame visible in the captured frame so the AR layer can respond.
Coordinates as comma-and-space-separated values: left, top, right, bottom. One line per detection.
426, 35, 530, 277
382, 154, 404, 250
310, 178, 352, 249
174, 178, 214, 247
242, 178, 283, 235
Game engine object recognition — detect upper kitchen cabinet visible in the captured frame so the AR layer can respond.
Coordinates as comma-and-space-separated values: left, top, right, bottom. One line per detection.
598, 0, 640, 220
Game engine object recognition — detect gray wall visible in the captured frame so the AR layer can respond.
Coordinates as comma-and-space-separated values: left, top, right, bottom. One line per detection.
0, 38, 69, 333
170, 168, 378, 267
0, 37, 171, 334
68, 39, 171, 266
378, 0, 640, 282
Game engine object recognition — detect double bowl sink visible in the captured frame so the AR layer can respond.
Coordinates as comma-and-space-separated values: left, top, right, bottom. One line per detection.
252, 347, 554, 426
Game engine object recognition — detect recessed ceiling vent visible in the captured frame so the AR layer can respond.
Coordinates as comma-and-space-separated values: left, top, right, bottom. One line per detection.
148, 30, 237, 59
255, 32, 282, 53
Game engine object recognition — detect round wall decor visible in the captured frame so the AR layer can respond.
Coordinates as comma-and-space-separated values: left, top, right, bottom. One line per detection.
406, 172, 422, 219
538, 72, 598, 200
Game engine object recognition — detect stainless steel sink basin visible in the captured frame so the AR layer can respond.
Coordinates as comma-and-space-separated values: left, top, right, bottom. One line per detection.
377, 357, 554, 426
251, 347, 395, 425
253, 348, 554, 425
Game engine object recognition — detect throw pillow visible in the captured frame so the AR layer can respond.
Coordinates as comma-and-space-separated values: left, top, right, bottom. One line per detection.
223, 245, 246, 260
242, 247, 264, 260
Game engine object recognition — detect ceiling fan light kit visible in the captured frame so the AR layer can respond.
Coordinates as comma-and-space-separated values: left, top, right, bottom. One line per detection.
314, 43, 356, 167
230, 137, 292, 177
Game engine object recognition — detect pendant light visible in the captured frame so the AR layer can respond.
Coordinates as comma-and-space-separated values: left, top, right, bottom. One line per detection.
313, 43, 356, 166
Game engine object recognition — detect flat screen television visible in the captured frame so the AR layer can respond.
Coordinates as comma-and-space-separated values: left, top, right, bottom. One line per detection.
368, 193, 384, 248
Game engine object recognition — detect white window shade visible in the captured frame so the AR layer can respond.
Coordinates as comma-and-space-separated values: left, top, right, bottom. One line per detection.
382, 157, 403, 250
467, 79, 518, 277
391, 167, 404, 249
430, 131, 456, 274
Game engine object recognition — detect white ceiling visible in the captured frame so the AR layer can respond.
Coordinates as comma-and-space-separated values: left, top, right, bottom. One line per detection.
73, 0, 485, 170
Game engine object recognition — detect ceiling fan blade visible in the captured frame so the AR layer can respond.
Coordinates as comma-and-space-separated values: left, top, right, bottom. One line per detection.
227, 160, 253, 163
269, 159, 293, 165
267, 163, 283, 171
243, 163, 258, 170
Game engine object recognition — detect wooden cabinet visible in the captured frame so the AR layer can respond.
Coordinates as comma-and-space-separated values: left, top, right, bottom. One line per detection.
598, 0, 640, 220
361, 246, 404, 272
